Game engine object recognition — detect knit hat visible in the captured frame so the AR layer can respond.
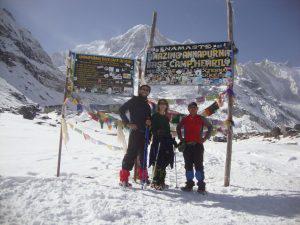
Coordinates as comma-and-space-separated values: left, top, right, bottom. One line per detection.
139, 84, 151, 92
188, 102, 198, 108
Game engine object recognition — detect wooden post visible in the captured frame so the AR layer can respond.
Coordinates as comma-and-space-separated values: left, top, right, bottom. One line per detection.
137, 58, 142, 81
133, 59, 143, 182
148, 11, 157, 50
56, 51, 71, 177
224, 0, 235, 187
141, 11, 157, 85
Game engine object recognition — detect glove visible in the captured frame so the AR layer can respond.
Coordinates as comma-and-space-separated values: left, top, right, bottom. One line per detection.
172, 138, 179, 148
177, 140, 186, 152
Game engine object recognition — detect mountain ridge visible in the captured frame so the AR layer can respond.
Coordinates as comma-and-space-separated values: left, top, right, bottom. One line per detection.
0, 8, 64, 107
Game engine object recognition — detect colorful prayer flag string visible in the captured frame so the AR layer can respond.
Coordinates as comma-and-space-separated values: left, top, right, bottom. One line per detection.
67, 122, 123, 150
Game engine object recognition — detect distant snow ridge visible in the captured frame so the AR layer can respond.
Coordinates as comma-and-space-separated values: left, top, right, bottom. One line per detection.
0, 8, 63, 107
234, 60, 300, 129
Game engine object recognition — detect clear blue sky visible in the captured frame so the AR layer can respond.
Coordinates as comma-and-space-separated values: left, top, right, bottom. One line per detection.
1, 0, 300, 66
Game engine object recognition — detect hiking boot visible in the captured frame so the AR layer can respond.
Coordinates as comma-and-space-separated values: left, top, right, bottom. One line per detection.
151, 183, 163, 190
151, 183, 168, 191
143, 179, 151, 185
119, 181, 132, 188
119, 169, 130, 184
138, 168, 150, 184
181, 180, 195, 192
197, 181, 206, 193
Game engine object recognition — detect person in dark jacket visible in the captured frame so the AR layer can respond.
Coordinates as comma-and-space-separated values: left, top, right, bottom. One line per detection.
119, 85, 152, 187
176, 102, 212, 193
149, 99, 175, 190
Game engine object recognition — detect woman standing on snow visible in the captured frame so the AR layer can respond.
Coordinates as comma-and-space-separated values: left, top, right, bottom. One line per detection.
149, 99, 176, 190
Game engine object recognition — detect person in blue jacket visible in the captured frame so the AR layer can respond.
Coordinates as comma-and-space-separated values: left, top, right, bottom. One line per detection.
119, 85, 152, 187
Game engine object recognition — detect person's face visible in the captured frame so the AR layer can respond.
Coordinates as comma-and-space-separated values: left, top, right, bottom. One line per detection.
188, 106, 198, 115
138, 86, 150, 97
158, 103, 167, 112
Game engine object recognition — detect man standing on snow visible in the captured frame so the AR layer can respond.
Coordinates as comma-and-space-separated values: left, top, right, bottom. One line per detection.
176, 102, 212, 193
119, 85, 152, 187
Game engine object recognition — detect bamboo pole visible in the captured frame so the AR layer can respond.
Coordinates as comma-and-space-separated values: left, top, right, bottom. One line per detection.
57, 51, 71, 177
224, 0, 235, 187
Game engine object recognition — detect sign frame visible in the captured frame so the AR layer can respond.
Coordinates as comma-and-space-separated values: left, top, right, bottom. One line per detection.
70, 52, 135, 96
144, 41, 233, 86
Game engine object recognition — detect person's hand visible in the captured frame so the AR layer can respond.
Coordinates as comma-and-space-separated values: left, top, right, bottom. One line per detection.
200, 138, 207, 144
177, 140, 186, 152
145, 119, 151, 127
127, 123, 138, 130
179, 140, 184, 145
172, 138, 179, 148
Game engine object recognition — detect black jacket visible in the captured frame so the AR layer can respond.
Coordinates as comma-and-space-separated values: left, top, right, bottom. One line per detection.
119, 95, 151, 132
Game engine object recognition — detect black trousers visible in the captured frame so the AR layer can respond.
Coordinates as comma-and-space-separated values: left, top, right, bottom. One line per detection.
149, 135, 174, 169
122, 130, 147, 171
183, 143, 204, 171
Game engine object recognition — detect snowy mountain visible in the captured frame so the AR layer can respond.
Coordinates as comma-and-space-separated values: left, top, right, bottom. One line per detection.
51, 24, 178, 68
0, 8, 64, 108
51, 24, 300, 131
234, 60, 300, 130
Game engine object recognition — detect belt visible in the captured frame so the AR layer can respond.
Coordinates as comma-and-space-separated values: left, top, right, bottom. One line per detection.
186, 141, 199, 146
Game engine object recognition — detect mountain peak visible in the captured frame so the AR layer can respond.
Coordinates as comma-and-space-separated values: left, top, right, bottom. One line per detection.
66, 24, 177, 61
183, 39, 195, 44
129, 24, 151, 32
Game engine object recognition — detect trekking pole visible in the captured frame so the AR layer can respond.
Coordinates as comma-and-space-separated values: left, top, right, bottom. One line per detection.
151, 141, 161, 185
141, 127, 150, 189
174, 148, 178, 188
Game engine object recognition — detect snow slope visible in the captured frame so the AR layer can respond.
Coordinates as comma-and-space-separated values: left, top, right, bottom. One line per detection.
0, 76, 32, 108
234, 60, 300, 128
0, 8, 63, 108
0, 112, 300, 225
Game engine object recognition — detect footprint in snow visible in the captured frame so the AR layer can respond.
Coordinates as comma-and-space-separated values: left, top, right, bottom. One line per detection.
27, 172, 38, 176
288, 156, 297, 162
93, 157, 101, 161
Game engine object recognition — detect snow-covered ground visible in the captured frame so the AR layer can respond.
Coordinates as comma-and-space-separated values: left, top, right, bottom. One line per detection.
1, 112, 300, 225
